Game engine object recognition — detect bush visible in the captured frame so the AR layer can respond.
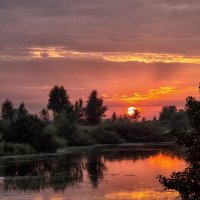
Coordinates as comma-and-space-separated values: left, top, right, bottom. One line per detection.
54, 112, 77, 140
91, 129, 124, 144
36, 124, 59, 153
69, 131, 94, 146
55, 136, 68, 148
0, 142, 35, 156
117, 122, 166, 142
99, 118, 167, 143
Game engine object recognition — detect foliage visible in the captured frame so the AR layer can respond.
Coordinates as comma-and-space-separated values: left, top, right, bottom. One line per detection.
85, 90, 107, 125
2, 112, 58, 153
0, 87, 190, 156
109, 117, 166, 143
0, 142, 35, 156
158, 88, 200, 200
39, 108, 50, 122
159, 105, 177, 121
74, 98, 85, 122
69, 131, 94, 146
38, 123, 59, 152
1, 99, 15, 120
111, 111, 117, 122
159, 105, 189, 129
54, 111, 77, 140
54, 136, 68, 148
17, 102, 28, 118
130, 109, 141, 122
91, 129, 124, 144
47, 85, 71, 113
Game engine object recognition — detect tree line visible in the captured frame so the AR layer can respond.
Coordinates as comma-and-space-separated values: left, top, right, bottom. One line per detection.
0, 85, 191, 155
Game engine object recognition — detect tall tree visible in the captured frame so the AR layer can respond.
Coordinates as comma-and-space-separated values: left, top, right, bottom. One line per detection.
1, 99, 14, 120
159, 105, 177, 121
39, 108, 50, 122
47, 85, 70, 113
85, 90, 107, 125
74, 98, 84, 122
111, 111, 117, 122
130, 109, 141, 122
17, 102, 28, 118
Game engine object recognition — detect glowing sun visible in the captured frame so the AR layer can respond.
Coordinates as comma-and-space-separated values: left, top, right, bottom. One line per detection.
128, 107, 136, 115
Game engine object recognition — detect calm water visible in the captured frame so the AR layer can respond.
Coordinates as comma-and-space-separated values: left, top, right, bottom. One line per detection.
0, 144, 187, 200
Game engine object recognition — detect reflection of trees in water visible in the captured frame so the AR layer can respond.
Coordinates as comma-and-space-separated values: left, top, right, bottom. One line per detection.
0, 153, 84, 192
86, 150, 107, 188
0, 145, 182, 192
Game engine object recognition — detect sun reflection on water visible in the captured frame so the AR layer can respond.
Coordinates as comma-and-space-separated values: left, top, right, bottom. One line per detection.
105, 189, 180, 200
1, 146, 186, 200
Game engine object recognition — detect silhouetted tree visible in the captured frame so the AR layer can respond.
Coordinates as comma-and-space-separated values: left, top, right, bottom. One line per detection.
159, 105, 189, 129
142, 117, 146, 122
17, 102, 28, 118
74, 98, 84, 122
47, 85, 71, 114
159, 105, 177, 121
39, 108, 50, 122
153, 116, 157, 121
85, 90, 107, 125
111, 111, 117, 122
54, 111, 77, 140
1, 99, 14, 120
158, 85, 200, 200
131, 109, 141, 122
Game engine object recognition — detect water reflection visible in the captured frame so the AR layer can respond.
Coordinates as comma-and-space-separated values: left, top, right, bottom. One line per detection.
86, 150, 107, 188
0, 145, 187, 200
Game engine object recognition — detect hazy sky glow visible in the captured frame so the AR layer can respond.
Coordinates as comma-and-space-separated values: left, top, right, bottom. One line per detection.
0, 0, 200, 118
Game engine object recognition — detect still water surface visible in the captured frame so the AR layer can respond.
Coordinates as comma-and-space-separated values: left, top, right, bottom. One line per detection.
0, 144, 187, 200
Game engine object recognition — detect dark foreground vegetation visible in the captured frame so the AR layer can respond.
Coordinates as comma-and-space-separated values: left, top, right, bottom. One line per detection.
158, 85, 200, 200
0, 85, 190, 156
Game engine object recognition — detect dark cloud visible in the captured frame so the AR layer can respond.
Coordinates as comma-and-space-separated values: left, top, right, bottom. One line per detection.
0, 0, 200, 54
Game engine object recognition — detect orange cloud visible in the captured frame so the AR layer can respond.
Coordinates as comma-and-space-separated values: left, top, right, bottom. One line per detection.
6, 47, 199, 65
103, 53, 200, 64
119, 86, 179, 103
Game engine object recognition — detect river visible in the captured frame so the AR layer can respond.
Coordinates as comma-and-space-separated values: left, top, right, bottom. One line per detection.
0, 144, 187, 200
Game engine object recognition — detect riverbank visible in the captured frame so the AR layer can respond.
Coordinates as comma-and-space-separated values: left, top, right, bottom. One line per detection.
0, 142, 179, 159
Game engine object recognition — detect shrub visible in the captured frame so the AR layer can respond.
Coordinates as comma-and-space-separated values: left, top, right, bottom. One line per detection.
54, 112, 77, 140
37, 124, 59, 153
0, 143, 35, 156
54, 136, 68, 148
91, 129, 124, 144
69, 131, 94, 146
103, 118, 167, 143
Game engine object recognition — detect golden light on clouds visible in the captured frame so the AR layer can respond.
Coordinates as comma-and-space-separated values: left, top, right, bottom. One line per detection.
103, 53, 200, 64
30, 47, 97, 59
24, 47, 200, 65
119, 86, 179, 103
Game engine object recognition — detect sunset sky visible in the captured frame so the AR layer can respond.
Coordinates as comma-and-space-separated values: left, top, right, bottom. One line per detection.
0, 0, 200, 118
